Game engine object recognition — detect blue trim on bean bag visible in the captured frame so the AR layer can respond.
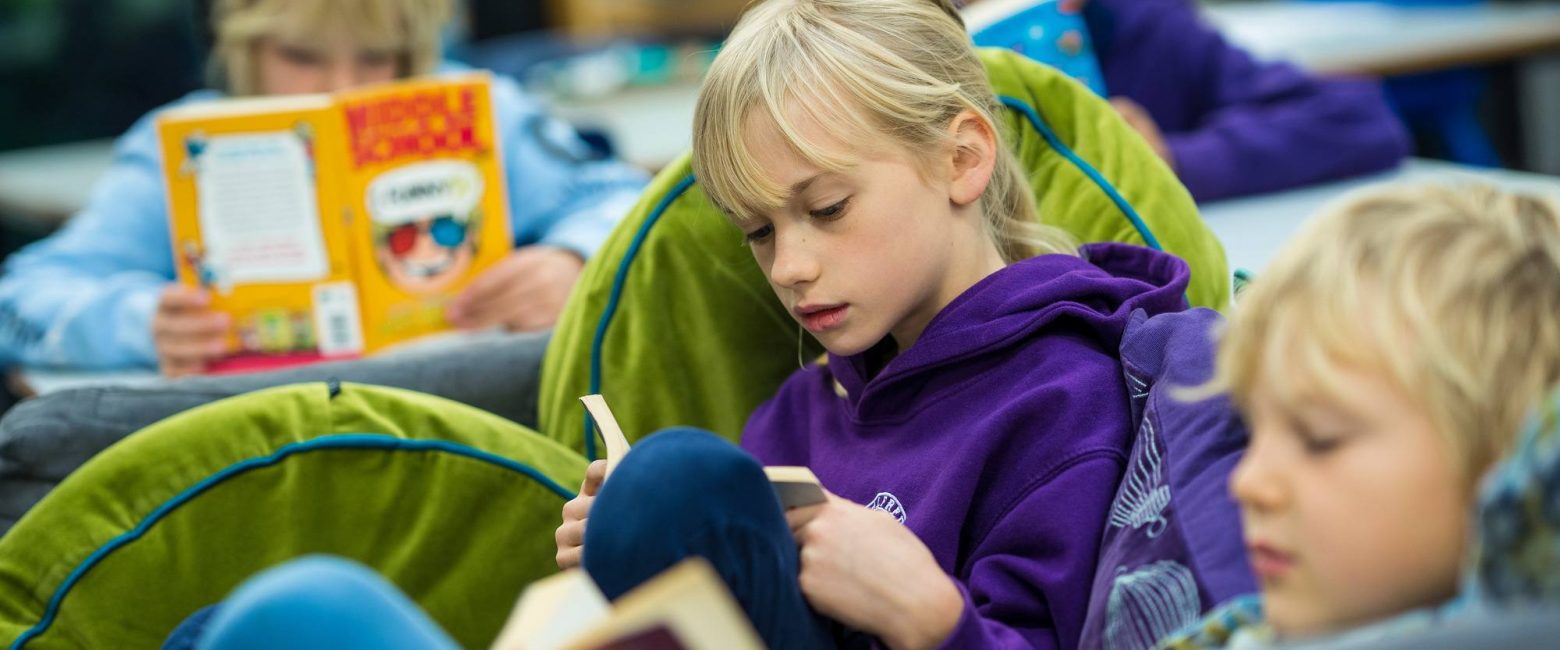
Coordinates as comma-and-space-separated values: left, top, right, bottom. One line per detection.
584, 174, 697, 461
998, 95, 1163, 251
10, 434, 574, 650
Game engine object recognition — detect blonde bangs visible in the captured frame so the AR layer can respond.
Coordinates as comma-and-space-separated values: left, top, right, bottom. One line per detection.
693, 1, 903, 223
692, 0, 1076, 259
1216, 224, 1395, 418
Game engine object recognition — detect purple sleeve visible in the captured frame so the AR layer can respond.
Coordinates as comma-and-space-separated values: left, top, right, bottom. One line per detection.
1100, 0, 1411, 202
933, 453, 1125, 650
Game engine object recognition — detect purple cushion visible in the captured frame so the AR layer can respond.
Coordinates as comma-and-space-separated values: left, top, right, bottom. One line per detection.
1079, 308, 1254, 650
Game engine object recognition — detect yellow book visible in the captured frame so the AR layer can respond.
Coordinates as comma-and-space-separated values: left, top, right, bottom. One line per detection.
490, 558, 765, 650
156, 73, 512, 372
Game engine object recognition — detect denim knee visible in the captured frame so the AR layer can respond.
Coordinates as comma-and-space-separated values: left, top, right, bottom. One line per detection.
583, 428, 787, 593
195, 555, 457, 650
593, 427, 780, 532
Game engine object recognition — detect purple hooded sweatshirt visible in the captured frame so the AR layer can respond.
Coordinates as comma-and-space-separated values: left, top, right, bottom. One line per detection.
1087, 0, 1411, 202
741, 243, 1190, 649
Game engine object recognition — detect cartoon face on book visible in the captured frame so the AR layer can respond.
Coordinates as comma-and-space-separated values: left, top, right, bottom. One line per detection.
367, 160, 483, 293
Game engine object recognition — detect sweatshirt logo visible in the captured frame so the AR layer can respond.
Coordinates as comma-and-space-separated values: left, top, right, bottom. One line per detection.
867, 492, 907, 524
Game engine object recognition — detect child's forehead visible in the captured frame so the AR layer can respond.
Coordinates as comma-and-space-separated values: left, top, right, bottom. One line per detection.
1251, 325, 1412, 421
742, 106, 858, 169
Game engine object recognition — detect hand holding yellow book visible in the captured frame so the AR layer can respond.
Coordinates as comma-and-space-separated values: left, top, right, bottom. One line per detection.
157, 73, 513, 372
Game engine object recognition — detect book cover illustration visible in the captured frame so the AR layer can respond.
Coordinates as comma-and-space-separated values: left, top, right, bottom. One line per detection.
158, 74, 512, 372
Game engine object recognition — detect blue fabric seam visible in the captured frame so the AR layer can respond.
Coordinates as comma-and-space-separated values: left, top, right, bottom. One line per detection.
997, 95, 1164, 251
10, 433, 573, 650
584, 174, 696, 460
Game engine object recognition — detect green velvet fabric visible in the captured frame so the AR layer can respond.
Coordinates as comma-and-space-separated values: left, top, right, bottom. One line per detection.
0, 383, 585, 649
539, 49, 1229, 454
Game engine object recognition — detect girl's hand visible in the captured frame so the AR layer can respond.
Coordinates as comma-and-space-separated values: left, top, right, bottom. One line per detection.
787, 492, 964, 650
555, 460, 607, 569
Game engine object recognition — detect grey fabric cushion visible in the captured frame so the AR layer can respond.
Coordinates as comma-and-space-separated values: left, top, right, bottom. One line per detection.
0, 330, 549, 536
1288, 607, 1560, 649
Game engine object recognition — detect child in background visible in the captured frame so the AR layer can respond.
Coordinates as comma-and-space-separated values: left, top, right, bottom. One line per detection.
1164, 184, 1560, 648
0, 0, 647, 376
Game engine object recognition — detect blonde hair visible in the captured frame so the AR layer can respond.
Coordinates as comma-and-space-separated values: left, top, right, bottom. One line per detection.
211, 0, 451, 95
691, 0, 1077, 263
1211, 183, 1560, 483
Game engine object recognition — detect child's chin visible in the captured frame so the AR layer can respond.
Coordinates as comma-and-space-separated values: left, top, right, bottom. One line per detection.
817, 333, 875, 358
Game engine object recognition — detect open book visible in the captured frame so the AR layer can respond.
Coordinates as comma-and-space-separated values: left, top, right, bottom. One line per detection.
490, 558, 764, 650
156, 73, 513, 373
579, 394, 827, 508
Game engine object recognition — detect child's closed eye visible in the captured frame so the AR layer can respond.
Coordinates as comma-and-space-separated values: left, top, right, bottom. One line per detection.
1293, 422, 1353, 456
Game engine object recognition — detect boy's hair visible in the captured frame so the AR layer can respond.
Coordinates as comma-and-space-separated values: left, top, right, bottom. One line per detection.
692, 0, 1077, 263
210, 0, 451, 96
1213, 183, 1560, 483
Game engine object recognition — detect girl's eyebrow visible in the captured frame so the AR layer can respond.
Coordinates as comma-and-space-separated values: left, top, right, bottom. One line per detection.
789, 174, 821, 196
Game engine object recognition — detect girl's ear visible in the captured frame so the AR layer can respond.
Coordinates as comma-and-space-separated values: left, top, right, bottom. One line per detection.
946, 109, 998, 207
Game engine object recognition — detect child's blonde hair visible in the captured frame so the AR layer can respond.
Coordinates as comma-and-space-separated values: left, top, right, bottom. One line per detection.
691, 0, 1077, 263
211, 0, 451, 96
1212, 183, 1560, 484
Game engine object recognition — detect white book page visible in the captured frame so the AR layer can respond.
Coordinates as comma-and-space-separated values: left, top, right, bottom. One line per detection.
195, 132, 329, 284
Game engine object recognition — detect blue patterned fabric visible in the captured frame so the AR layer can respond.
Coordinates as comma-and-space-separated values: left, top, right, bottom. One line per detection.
969, 0, 1109, 96
1470, 388, 1560, 604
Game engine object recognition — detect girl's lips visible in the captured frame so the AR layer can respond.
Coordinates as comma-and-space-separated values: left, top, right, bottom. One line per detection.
800, 305, 849, 332
1248, 542, 1296, 581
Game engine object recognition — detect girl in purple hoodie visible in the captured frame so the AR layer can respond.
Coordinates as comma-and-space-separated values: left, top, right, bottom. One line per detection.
181, 0, 1188, 648
557, 1, 1190, 648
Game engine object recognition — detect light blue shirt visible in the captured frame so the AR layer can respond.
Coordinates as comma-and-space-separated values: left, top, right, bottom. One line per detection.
0, 69, 648, 369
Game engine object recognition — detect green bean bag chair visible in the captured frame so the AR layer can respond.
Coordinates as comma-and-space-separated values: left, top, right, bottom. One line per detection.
540, 48, 1230, 457
0, 382, 584, 649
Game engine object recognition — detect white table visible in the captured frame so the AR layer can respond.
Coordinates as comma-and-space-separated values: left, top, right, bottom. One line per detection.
546, 81, 701, 172
0, 138, 115, 231
1203, 1, 1560, 76
1200, 157, 1560, 274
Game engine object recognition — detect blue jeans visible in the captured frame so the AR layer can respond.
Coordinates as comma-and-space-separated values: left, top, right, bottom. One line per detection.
166, 556, 460, 650
173, 428, 839, 649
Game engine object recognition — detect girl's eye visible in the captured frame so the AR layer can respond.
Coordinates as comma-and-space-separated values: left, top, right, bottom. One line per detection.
744, 224, 774, 244
810, 198, 849, 221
